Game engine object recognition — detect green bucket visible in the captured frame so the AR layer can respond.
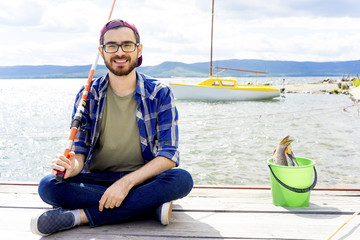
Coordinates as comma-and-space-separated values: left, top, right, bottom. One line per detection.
267, 157, 317, 207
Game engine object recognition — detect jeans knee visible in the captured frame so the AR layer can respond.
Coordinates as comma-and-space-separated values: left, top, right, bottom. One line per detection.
168, 168, 193, 197
38, 174, 61, 206
179, 169, 194, 194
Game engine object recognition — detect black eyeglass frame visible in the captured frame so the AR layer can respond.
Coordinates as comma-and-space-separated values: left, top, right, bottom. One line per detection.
100, 42, 140, 53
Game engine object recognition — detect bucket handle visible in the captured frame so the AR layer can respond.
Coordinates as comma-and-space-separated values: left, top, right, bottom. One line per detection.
268, 165, 317, 193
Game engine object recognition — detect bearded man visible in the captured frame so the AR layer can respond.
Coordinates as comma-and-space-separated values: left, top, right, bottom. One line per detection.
31, 19, 193, 236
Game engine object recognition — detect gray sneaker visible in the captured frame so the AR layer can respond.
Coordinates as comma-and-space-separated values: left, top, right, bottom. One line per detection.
156, 201, 173, 226
30, 208, 75, 236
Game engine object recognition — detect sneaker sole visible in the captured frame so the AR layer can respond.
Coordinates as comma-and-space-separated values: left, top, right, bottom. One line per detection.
30, 210, 49, 237
160, 201, 173, 226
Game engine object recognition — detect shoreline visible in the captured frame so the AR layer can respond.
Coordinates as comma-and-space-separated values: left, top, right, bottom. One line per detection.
274, 82, 360, 101
274, 82, 338, 94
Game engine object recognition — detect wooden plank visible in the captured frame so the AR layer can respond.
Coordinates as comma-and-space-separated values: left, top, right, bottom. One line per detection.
0, 185, 49, 209
0, 185, 359, 239
1, 208, 359, 240
180, 189, 360, 213
1, 185, 359, 212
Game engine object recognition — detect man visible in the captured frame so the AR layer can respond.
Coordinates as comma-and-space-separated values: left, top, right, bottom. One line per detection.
31, 19, 193, 236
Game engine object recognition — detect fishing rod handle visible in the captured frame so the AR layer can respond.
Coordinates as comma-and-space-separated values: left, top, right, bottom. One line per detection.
55, 171, 65, 181
55, 145, 72, 181
55, 127, 78, 181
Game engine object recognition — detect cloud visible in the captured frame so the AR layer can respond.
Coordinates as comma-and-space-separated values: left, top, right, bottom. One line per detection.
1, 35, 98, 66
287, 0, 360, 18
40, 1, 107, 33
1, 0, 360, 66
1, 0, 108, 66
211, 14, 360, 62
216, 0, 360, 19
0, 0, 46, 26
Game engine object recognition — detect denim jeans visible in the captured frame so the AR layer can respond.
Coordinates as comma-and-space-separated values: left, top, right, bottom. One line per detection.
38, 168, 193, 227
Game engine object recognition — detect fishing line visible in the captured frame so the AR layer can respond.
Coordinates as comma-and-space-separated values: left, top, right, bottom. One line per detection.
55, 0, 117, 181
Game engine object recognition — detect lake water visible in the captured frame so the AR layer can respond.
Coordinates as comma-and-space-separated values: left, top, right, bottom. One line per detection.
1, 77, 359, 187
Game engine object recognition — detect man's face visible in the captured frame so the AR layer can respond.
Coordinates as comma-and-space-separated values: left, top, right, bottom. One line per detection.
101, 27, 142, 76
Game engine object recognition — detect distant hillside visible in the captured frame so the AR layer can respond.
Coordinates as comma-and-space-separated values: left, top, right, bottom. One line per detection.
1, 59, 359, 78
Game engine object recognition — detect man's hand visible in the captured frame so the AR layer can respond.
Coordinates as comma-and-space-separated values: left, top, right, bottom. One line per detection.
98, 156, 176, 212
51, 152, 84, 179
98, 178, 133, 212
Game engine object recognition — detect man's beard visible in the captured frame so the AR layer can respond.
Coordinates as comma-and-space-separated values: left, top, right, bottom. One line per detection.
104, 55, 138, 76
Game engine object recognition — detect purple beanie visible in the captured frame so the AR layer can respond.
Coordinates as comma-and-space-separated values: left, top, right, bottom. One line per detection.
100, 19, 142, 67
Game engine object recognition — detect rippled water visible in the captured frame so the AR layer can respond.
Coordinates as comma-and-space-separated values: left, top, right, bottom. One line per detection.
1, 78, 359, 187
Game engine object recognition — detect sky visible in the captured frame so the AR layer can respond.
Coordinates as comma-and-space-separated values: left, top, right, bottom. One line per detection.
1, 0, 360, 67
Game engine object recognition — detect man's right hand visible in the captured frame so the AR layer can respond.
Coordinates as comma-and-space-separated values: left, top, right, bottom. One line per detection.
51, 152, 84, 179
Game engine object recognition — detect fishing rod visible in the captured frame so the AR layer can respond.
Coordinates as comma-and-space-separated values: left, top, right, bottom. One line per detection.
326, 209, 360, 240
55, 0, 117, 181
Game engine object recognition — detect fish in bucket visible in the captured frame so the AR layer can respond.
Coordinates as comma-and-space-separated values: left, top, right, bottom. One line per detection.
267, 136, 317, 207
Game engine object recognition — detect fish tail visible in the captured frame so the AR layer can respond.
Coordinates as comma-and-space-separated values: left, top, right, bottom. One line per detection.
280, 135, 294, 146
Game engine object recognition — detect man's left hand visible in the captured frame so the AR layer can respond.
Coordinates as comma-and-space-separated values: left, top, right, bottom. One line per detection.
98, 178, 132, 212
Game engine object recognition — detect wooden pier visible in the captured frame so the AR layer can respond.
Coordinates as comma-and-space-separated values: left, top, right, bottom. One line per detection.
0, 183, 359, 240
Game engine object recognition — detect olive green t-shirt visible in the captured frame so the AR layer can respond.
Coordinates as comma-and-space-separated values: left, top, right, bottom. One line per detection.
90, 85, 145, 172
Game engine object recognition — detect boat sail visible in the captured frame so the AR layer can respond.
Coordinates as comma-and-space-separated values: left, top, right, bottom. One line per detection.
169, 0, 280, 101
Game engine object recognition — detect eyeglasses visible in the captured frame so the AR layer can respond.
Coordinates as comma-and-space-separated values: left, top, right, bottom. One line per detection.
101, 42, 139, 53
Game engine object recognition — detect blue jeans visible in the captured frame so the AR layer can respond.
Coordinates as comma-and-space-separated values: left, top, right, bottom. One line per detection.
38, 169, 193, 227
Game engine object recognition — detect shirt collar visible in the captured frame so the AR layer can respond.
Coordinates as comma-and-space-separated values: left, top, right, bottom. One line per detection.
98, 74, 109, 93
98, 72, 146, 98
135, 71, 147, 98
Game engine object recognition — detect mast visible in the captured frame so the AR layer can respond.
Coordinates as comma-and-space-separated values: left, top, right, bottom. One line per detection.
210, 0, 214, 77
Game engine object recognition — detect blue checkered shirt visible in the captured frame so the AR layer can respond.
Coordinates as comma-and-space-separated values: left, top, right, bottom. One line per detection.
72, 72, 179, 172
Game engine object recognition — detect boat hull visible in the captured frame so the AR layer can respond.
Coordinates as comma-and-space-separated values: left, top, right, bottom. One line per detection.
169, 84, 280, 101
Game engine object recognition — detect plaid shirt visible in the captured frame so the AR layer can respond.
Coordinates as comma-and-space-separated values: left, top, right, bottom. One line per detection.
72, 72, 179, 172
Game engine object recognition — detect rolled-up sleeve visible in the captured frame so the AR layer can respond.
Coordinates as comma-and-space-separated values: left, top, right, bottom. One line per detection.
155, 87, 180, 166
